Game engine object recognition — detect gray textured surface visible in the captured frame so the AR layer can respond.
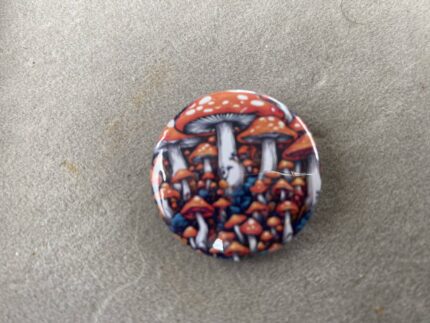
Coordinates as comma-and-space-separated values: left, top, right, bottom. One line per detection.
1, 1, 430, 322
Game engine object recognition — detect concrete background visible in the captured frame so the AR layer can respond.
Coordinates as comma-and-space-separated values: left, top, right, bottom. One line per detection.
1, 1, 429, 322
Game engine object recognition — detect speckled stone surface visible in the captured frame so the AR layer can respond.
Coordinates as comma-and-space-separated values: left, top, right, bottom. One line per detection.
1, 1, 429, 322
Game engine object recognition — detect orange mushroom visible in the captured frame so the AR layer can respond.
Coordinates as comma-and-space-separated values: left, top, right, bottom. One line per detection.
154, 183, 180, 223
224, 241, 250, 261
240, 218, 263, 253
250, 180, 269, 203
183, 226, 198, 249
245, 201, 268, 221
238, 116, 297, 179
272, 178, 294, 201
267, 216, 281, 236
189, 143, 217, 189
212, 198, 232, 223
171, 169, 195, 200
276, 200, 299, 243
224, 214, 247, 243
180, 196, 214, 250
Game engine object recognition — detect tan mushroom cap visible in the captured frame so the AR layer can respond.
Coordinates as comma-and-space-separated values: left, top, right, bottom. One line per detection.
224, 241, 250, 257
260, 231, 274, 242
183, 226, 198, 239
217, 231, 236, 242
278, 159, 295, 170
240, 218, 263, 236
245, 201, 269, 214
267, 216, 282, 227
292, 177, 306, 187
189, 143, 217, 163
237, 116, 297, 144
272, 179, 294, 195
171, 169, 194, 183
276, 200, 299, 215
224, 214, 247, 229
175, 91, 285, 135
213, 197, 231, 209
180, 196, 214, 220
282, 133, 314, 161
250, 180, 268, 194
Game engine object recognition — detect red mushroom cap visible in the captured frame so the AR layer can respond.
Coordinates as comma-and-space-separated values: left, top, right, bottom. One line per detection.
171, 169, 194, 183
155, 125, 201, 152
224, 214, 247, 229
237, 116, 297, 144
175, 91, 285, 135
272, 179, 294, 195
289, 116, 307, 133
278, 159, 295, 170
245, 201, 268, 214
267, 216, 281, 227
180, 196, 215, 220
155, 183, 180, 200
260, 231, 274, 242
282, 133, 314, 161
189, 143, 217, 163
240, 218, 263, 236
292, 177, 306, 187
276, 200, 299, 215
250, 180, 268, 194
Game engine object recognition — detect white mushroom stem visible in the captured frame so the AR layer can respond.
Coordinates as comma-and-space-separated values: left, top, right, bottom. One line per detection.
195, 212, 208, 250
189, 237, 197, 249
270, 228, 277, 236
203, 158, 212, 173
248, 235, 257, 253
232, 253, 240, 262
283, 212, 293, 243
234, 225, 245, 243
259, 139, 277, 179
305, 155, 321, 208
280, 190, 287, 201
168, 145, 191, 198
160, 199, 174, 223
257, 194, 266, 204
216, 122, 244, 189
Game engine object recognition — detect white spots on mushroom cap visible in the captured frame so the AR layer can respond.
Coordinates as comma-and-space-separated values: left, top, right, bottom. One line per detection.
233, 104, 240, 108
250, 129, 255, 133
251, 100, 265, 107
268, 123, 274, 127
259, 117, 265, 121
199, 96, 212, 105
204, 108, 214, 113
208, 101, 215, 105
190, 103, 197, 109
186, 109, 196, 116
268, 116, 275, 121
237, 94, 248, 100
196, 106, 203, 111
278, 121, 285, 128
222, 100, 229, 105
167, 119, 175, 128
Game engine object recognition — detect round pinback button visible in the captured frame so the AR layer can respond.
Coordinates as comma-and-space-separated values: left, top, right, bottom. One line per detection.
151, 90, 321, 260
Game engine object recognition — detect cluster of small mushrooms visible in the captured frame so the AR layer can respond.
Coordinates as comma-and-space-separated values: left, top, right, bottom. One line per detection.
152, 91, 320, 260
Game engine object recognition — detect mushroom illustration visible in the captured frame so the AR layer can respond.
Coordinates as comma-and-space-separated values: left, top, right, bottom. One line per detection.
250, 180, 269, 203
183, 226, 198, 249
175, 91, 285, 190
224, 214, 247, 243
154, 124, 201, 197
245, 201, 268, 221
268, 243, 283, 253
282, 132, 315, 176
267, 216, 281, 236
278, 159, 295, 180
202, 172, 216, 190
257, 241, 266, 252
217, 231, 236, 250
260, 231, 274, 243
225, 241, 250, 261
189, 143, 217, 188
272, 178, 294, 201
238, 116, 297, 179
171, 169, 195, 200
154, 183, 180, 223
291, 177, 306, 199
240, 218, 263, 253
180, 196, 215, 250
213, 198, 231, 223
305, 153, 322, 208
276, 200, 299, 243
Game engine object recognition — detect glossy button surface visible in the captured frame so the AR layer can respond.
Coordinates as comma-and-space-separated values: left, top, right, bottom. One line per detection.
151, 90, 321, 260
